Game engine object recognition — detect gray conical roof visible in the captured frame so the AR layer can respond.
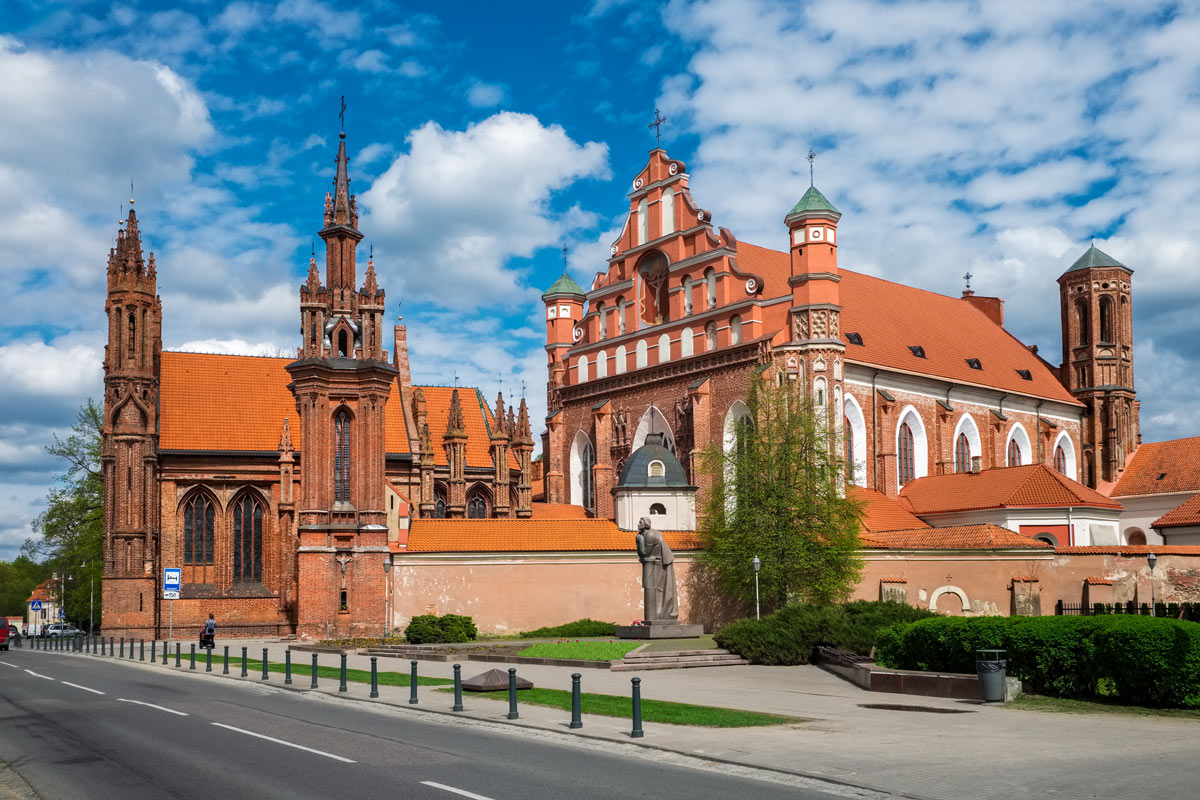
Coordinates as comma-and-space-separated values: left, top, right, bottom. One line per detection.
1063, 244, 1130, 275
788, 185, 840, 216
542, 272, 585, 300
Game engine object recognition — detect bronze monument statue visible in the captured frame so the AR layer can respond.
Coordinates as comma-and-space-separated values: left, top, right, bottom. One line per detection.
636, 516, 679, 622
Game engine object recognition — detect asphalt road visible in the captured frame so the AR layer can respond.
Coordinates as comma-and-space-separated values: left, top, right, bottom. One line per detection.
0, 648, 859, 800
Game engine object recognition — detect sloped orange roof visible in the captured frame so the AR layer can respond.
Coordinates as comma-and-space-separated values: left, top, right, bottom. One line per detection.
1154, 494, 1200, 529
737, 242, 1080, 405
900, 464, 1122, 515
1085, 576, 1113, 585
406, 519, 701, 552
27, 579, 53, 603
849, 486, 929, 532
861, 524, 1051, 550
529, 503, 591, 519
1112, 437, 1200, 497
422, 386, 516, 470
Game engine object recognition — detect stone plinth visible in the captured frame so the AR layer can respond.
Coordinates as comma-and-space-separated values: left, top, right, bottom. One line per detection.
615, 621, 704, 639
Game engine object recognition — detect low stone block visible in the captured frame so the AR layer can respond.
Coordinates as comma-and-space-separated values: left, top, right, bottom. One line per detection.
615, 622, 705, 639
461, 668, 533, 692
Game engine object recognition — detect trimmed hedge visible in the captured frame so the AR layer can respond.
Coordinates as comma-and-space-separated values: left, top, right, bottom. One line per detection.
877, 615, 1200, 708
714, 601, 937, 666
404, 613, 478, 644
519, 618, 617, 639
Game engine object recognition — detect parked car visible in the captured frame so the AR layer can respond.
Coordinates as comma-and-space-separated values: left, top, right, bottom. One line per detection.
0, 624, 9, 651
41, 623, 83, 638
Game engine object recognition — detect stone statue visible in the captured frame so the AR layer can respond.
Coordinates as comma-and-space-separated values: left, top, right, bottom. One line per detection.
636, 516, 679, 622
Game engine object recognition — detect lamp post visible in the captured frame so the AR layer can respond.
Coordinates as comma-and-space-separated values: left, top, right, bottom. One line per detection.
1147, 551, 1157, 617
752, 556, 761, 620
383, 554, 393, 638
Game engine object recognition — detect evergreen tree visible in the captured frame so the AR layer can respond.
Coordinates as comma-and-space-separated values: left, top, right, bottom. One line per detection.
23, 399, 104, 629
697, 374, 863, 611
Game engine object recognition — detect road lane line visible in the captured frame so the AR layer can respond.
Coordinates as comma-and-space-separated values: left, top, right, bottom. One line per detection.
210, 723, 356, 763
61, 681, 105, 695
0, 661, 18, 668
420, 781, 497, 800
23, 669, 54, 680
117, 698, 188, 716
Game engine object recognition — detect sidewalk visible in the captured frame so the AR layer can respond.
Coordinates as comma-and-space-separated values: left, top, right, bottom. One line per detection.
59, 638, 1200, 800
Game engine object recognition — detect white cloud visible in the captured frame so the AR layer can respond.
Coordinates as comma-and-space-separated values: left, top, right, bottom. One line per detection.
273, 0, 362, 41
361, 112, 609, 309
0, 340, 102, 400
466, 81, 504, 108
659, 0, 1200, 443
351, 49, 389, 73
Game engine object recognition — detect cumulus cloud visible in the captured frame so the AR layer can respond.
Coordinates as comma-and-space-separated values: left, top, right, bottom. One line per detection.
466, 81, 504, 108
658, 0, 1200, 442
361, 112, 609, 309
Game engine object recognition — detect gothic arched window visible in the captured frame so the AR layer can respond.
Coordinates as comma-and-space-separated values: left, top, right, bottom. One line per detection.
466, 493, 488, 518
337, 329, 349, 358
1076, 300, 1090, 346
1054, 444, 1068, 475
844, 419, 854, 479
183, 494, 215, 565
232, 494, 263, 584
1099, 295, 1114, 343
898, 423, 915, 487
433, 487, 447, 518
1007, 438, 1022, 466
955, 433, 971, 473
334, 411, 351, 504
127, 311, 136, 363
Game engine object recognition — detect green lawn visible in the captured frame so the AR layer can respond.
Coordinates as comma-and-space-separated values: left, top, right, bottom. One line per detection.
1011, 694, 1200, 720
443, 686, 794, 727
516, 640, 641, 660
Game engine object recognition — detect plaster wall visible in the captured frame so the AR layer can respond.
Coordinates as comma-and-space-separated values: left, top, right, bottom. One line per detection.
1116, 492, 1195, 545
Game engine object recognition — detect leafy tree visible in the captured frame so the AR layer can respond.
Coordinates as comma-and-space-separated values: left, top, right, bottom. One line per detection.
0, 556, 51, 617
697, 373, 863, 611
23, 399, 104, 630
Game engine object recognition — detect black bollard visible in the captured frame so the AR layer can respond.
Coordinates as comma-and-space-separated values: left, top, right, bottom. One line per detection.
223, 645, 229, 675
109, 636, 114, 655
190, 643, 196, 670
120, 637, 125, 658
409, 661, 418, 704
140, 639, 145, 661
163, 640, 170, 665
339, 653, 348, 693
285, 649, 292, 685
175, 642, 181, 668
130, 639, 135, 660
570, 673, 583, 729
241, 647, 248, 677
151, 640, 156, 662
370, 657, 379, 699
206, 645, 212, 673
452, 664, 464, 712
310, 653, 319, 689
262, 648, 269, 681
507, 668, 519, 720
631, 677, 644, 738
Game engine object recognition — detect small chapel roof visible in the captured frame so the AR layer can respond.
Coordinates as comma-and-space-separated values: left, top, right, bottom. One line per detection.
1153, 494, 1200, 530
542, 272, 585, 299
616, 434, 692, 488
1062, 244, 1129, 275
900, 464, 1122, 515
787, 184, 840, 216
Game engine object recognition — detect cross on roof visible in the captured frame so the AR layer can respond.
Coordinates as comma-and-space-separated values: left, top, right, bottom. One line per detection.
339, 95, 346, 131
964, 272, 973, 291
807, 148, 816, 187
562, 243, 569, 271
649, 108, 667, 146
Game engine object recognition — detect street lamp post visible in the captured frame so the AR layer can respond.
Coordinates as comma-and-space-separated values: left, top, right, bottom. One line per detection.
1147, 552, 1157, 617
752, 556, 761, 620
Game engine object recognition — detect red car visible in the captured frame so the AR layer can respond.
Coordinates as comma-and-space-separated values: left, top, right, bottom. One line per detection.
0, 624, 9, 651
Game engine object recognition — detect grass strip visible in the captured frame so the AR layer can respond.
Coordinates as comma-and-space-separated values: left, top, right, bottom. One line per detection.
215, 656, 452, 687
516, 641, 641, 660
435, 686, 794, 727
1011, 694, 1200, 719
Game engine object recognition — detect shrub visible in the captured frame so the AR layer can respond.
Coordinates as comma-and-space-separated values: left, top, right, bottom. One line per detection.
519, 619, 617, 639
404, 613, 478, 644
1094, 616, 1200, 708
715, 601, 936, 666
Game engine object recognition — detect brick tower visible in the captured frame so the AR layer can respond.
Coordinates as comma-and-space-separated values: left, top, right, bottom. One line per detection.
1058, 245, 1139, 488
287, 130, 396, 638
541, 272, 585, 504
101, 203, 163, 636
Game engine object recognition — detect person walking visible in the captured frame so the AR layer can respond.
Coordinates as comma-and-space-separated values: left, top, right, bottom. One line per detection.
201, 613, 216, 650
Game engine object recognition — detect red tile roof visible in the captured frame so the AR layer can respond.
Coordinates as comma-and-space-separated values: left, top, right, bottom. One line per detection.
1054, 545, 1200, 555
27, 579, 53, 603
1112, 436, 1200, 497
849, 486, 929, 532
1085, 576, 1113, 585
405, 519, 701, 552
529, 503, 592, 519
1153, 494, 1200, 530
737, 242, 1080, 405
1011, 576, 1039, 582
900, 464, 1122, 515
860, 524, 1051, 550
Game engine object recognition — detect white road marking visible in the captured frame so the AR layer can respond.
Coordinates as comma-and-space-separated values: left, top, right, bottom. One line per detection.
0, 661, 18, 668
210, 723, 356, 763
23, 669, 54, 680
61, 681, 105, 695
420, 781, 497, 800
117, 698, 188, 716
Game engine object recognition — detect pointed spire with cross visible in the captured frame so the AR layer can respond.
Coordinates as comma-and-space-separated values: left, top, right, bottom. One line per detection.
807, 148, 816, 187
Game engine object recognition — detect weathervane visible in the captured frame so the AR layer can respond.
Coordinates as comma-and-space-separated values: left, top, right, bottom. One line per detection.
454, 370, 460, 387
561, 243, 569, 272
339, 95, 346, 131
963, 272, 973, 292
648, 108, 667, 147
807, 148, 816, 187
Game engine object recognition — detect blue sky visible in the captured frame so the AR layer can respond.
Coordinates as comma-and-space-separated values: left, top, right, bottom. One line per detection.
2, 0, 1199, 559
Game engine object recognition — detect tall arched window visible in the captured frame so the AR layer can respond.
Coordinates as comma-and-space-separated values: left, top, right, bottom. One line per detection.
635, 339, 649, 368
334, 411, 351, 504
1007, 438, 1021, 466
1076, 300, 1090, 345
1054, 444, 1068, 474
466, 493, 488, 518
595, 350, 607, 379
683, 278, 693, 316
705, 267, 716, 309
637, 197, 649, 245
232, 494, 263, 584
1099, 295, 1114, 342
596, 302, 607, 340
661, 187, 675, 237
730, 315, 742, 345
337, 329, 349, 358
955, 433, 971, 473
898, 423, 915, 486
183, 494, 215, 565
680, 328, 694, 357
127, 312, 136, 363
657, 333, 670, 363
614, 346, 627, 374
577, 355, 589, 383
845, 419, 854, 479
434, 487, 446, 518
705, 321, 717, 351
616, 296, 626, 334
1006, 424, 1031, 466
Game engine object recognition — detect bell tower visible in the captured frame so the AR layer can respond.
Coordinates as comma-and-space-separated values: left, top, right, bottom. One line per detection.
288, 130, 397, 638
1058, 244, 1138, 488
101, 202, 162, 637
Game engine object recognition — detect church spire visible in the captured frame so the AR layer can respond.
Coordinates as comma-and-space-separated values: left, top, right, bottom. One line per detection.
324, 132, 358, 230
109, 205, 145, 275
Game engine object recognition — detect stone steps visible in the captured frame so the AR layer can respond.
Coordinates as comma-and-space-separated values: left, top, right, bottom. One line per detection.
611, 648, 749, 671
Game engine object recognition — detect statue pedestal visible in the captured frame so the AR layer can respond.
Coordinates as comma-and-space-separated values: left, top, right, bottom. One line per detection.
615, 621, 704, 640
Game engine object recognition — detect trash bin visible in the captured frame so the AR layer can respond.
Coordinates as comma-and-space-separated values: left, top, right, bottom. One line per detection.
976, 649, 1007, 702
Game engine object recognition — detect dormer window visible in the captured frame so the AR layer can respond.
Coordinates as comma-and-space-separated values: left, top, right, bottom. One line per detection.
908, 345, 925, 358
648, 460, 665, 478
966, 358, 982, 370
845, 332, 864, 346
1016, 369, 1032, 381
